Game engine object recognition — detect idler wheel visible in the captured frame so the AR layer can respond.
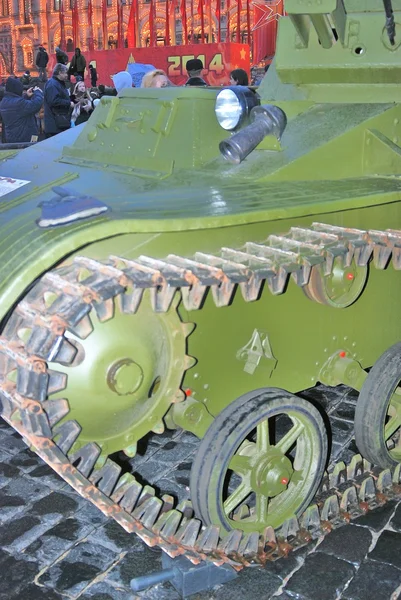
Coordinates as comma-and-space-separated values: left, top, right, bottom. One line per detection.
303, 258, 368, 308
355, 342, 401, 468
190, 388, 327, 533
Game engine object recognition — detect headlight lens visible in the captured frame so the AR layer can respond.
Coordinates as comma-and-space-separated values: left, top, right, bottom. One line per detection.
215, 86, 260, 131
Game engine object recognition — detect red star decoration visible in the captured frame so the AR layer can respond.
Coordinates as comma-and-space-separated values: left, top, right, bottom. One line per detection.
251, 0, 283, 32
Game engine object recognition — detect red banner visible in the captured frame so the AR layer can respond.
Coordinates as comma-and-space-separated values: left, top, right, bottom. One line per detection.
127, 0, 138, 47
165, 0, 170, 46
117, 0, 124, 48
197, 0, 205, 42
88, 0, 94, 51
226, 0, 230, 41
72, 0, 79, 48
102, 0, 108, 49
215, 0, 221, 43
253, 0, 282, 63
149, 0, 156, 46
46, 42, 250, 87
236, 0, 241, 42
59, 0, 66, 49
180, 0, 188, 45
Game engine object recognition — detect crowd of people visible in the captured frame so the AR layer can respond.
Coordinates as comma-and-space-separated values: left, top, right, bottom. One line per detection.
0, 46, 252, 145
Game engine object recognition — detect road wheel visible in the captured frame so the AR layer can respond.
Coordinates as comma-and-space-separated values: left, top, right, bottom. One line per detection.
190, 388, 328, 533
355, 342, 401, 468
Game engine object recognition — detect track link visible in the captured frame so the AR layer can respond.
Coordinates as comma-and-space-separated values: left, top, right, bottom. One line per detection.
1, 222, 401, 568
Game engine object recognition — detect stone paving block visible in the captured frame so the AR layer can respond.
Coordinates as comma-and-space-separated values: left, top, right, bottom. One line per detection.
0, 511, 66, 553
38, 540, 118, 598
284, 552, 355, 600
262, 544, 313, 582
368, 530, 401, 570
194, 563, 282, 600
0, 473, 52, 514
0, 515, 41, 547
9, 448, 46, 472
0, 417, 14, 432
342, 559, 401, 600
105, 547, 164, 590
74, 493, 109, 526
134, 457, 177, 485
8, 583, 67, 600
0, 548, 40, 600
0, 431, 28, 455
354, 500, 397, 532
23, 461, 67, 491
78, 581, 137, 599
23, 515, 101, 568
390, 501, 401, 532
138, 583, 181, 600
87, 519, 146, 553
316, 524, 372, 565
152, 475, 190, 504
150, 439, 196, 467
133, 429, 185, 466
0, 461, 22, 491
30, 490, 81, 518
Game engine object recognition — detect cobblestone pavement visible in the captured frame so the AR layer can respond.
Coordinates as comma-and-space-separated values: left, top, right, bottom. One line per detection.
0, 385, 400, 600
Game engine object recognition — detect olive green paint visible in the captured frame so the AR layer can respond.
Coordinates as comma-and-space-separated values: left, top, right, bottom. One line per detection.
0, 0, 401, 446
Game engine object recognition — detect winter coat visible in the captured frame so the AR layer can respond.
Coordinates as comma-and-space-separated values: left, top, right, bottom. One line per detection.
70, 52, 86, 74
36, 48, 49, 68
89, 67, 97, 86
55, 48, 69, 65
0, 90, 43, 143
184, 76, 208, 87
44, 76, 71, 134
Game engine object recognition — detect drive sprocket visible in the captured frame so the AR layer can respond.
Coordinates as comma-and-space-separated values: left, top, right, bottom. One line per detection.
1, 258, 194, 459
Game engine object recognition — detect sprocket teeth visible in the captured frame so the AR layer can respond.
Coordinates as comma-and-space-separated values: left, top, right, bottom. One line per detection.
183, 322, 196, 336
151, 420, 165, 434
185, 355, 197, 370
123, 442, 137, 458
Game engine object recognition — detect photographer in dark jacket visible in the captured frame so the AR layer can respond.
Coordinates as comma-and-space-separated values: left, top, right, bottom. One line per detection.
0, 77, 43, 143
35, 45, 49, 81
44, 63, 74, 137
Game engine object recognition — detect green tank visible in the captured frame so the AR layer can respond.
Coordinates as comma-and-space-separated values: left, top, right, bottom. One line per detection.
1, 0, 401, 567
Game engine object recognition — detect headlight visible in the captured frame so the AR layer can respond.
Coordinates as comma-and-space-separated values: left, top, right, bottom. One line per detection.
215, 86, 260, 131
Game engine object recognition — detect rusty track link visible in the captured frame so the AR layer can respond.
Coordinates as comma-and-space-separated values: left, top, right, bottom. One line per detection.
1, 222, 401, 568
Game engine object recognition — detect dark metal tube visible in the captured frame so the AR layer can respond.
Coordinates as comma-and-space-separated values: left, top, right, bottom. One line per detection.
130, 567, 176, 592
219, 105, 287, 165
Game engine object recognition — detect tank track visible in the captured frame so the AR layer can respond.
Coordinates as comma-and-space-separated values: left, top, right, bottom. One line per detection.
0, 222, 401, 569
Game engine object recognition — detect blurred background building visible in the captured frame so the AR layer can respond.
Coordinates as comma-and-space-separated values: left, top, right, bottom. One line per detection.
0, 0, 281, 75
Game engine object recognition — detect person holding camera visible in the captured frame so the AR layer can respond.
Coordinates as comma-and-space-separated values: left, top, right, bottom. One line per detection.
0, 77, 43, 143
